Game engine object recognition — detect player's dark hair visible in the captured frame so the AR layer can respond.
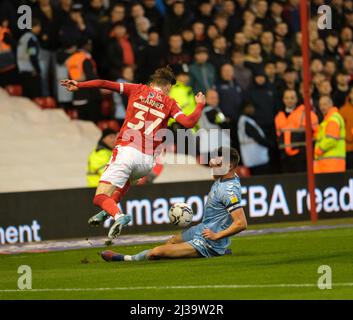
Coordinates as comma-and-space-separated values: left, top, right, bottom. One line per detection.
218, 147, 240, 168
150, 66, 176, 86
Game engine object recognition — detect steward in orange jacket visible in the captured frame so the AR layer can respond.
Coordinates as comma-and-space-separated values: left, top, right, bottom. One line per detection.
64, 40, 101, 121
275, 89, 318, 173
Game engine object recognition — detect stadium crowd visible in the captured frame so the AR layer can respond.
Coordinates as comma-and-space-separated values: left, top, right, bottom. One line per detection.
0, 0, 353, 175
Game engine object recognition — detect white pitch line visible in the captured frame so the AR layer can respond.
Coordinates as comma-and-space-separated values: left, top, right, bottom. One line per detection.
1, 283, 353, 293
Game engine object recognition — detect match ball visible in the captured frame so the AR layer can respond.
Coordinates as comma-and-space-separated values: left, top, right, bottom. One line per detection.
168, 203, 193, 227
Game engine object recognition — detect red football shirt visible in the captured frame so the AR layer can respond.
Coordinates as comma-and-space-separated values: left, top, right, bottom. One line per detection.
115, 83, 183, 155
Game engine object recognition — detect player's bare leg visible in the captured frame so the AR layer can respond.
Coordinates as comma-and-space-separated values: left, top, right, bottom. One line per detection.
166, 233, 184, 244
101, 242, 200, 262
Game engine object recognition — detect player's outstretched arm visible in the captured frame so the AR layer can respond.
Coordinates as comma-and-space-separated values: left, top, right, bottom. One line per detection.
60, 79, 121, 92
174, 92, 206, 128
202, 208, 247, 241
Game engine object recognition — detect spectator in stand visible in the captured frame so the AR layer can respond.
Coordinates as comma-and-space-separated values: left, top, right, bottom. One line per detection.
317, 79, 333, 98
17, 18, 42, 98
217, 63, 244, 148
113, 65, 134, 127
238, 102, 273, 175
189, 46, 215, 94
254, 0, 269, 27
223, 0, 242, 37
169, 64, 197, 132
244, 41, 264, 75
106, 22, 135, 80
199, 89, 231, 159
324, 59, 337, 81
57, 0, 73, 26
192, 21, 207, 48
314, 96, 346, 174
101, 3, 126, 41
56, 41, 76, 109
65, 39, 101, 121
85, 0, 107, 30
283, 0, 300, 33
245, 69, 279, 171
165, 33, 191, 70
210, 35, 230, 70
231, 50, 252, 91
59, 3, 96, 52
260, 31, 274, 62
264, 61, 281, 102
272, 40, 288, 61
343, 55, 353, 81
200, 89, 231, 131
182, 28, 196, 55
325, 31, 341, 61
340, 86, 353, 170
275, 58, 288, 79
333, 71, 350, 108
310, 58, 324, 75
340, 26, 353, 53
163, 0, 193, 38
128, 2, 145, 36
197, 1, 214, 26
0, 17, 17, 87
233, 32, 248, 52
267, 0, 284, 30
87, 128, 117, 187
277, 68, 299, 99
236, 0, 249, 13
142, 0, 164, 30
214, 13, 229, 36
136, 29, 163, 83
274, 22, 291, 49
242, 24, 256, 43
133, 16, 151, 62
85, 0, 108, 77
33, 0, 61, 97
291, 51, 303, 74
311, 38, 326, 61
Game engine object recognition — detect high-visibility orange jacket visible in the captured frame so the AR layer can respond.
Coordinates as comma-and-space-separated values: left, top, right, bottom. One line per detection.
314, 107, 346, 173
0, 27, 11, 52
275, 104, 319, 156
65, 50, 96, 81
340, 99, 353, 152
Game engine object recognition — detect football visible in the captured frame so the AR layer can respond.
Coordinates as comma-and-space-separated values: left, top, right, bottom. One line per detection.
168, 203, 194, 227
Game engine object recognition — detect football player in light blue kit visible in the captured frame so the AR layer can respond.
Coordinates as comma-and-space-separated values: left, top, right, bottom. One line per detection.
101, 147, 247, 262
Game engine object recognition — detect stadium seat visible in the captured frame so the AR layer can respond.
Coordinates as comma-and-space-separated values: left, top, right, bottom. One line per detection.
5, 85, 23, 96
33, 97, 57, 109
97, 119, 120, 132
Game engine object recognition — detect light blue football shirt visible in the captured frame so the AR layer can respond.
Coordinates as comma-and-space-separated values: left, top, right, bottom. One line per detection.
182, 175, 243, 257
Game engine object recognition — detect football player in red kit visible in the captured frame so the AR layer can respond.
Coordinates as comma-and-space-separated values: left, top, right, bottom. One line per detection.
61, 67, 205, 240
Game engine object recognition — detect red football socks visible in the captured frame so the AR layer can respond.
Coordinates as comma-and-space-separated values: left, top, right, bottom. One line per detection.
111, 182, 130, 203
93, 194, 120, 218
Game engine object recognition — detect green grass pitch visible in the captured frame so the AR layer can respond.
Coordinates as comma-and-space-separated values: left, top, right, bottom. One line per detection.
0, 224, 353, 300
